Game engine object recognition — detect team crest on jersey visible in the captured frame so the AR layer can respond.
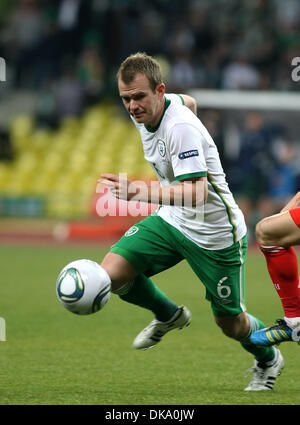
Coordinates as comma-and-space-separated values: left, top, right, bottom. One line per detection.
157, 139, 166, 157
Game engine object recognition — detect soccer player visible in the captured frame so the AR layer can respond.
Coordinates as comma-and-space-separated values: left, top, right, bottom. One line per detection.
98, 52, 284, 391
250, 193, 300, 346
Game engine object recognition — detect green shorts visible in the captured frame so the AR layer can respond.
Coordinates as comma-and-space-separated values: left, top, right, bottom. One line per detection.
110, 215, 247, 317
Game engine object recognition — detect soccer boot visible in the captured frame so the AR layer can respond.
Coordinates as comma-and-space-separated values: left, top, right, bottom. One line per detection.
250, 319, 300, 346
133, 305, 191, 349
244, 347, 284, 391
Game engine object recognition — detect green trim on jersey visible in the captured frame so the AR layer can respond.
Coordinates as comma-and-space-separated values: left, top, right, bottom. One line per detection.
145, 97, 171, 133
207, 172, 238, 244
177, 94, 185, 105
176, 171, 207, 181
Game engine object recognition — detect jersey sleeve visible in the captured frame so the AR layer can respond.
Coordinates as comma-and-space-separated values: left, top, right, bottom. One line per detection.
168, 123, 208, 181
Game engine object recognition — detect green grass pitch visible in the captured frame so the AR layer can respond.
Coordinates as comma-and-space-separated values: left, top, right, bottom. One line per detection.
0, 242, 300, 405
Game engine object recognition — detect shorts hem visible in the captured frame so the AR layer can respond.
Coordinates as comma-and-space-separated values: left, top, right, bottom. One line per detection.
110, 246, 147, 273
211, 307, 246, 317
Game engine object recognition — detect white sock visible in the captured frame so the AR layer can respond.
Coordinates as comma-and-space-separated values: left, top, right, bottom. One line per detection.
284, 316, 300, 328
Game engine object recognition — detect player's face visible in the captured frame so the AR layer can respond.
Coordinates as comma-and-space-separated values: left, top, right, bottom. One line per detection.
118, 73, 165, 127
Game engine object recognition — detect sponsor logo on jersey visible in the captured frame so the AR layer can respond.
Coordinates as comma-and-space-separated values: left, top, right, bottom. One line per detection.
157, 139, 166, 157
178, 150, 199, 160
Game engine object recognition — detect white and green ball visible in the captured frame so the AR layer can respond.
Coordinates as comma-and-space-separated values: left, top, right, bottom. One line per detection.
56, 259, 111, 315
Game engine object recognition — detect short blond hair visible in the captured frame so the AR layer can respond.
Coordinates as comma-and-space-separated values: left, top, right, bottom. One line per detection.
117, 52, 163, 92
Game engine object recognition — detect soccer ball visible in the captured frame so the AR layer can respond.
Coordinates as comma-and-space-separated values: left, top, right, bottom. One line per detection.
56, 259, 111, 315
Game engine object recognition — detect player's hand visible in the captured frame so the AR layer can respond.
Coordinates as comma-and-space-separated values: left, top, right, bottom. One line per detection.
98, 173, 140, 201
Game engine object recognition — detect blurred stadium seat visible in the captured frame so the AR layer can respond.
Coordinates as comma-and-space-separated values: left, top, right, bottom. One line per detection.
0, 103, 155, 220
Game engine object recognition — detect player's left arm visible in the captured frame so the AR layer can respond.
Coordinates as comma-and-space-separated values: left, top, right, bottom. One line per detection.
99, 174, 207, 207
180, 94, 197, 115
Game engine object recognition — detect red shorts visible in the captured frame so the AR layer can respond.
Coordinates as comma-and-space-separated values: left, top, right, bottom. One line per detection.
289, 207, 300, 228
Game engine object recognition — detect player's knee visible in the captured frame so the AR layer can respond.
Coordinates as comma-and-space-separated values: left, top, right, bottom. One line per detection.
101, 252, 138, 291
102, 269, 134, 292
255, 218, 271, 245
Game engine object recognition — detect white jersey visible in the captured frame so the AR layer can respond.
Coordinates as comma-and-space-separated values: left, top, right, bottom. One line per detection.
131, 93, 247, 250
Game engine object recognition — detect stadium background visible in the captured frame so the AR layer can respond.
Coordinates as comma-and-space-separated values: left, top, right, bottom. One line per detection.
0, 0, 299, 243
1, 0, 300, 406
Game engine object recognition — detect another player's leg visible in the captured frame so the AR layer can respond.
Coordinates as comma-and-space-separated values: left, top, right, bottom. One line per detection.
251, 208, 300, 346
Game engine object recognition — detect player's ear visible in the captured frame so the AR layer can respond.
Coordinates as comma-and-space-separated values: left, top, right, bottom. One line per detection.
156, 83, 165, 98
